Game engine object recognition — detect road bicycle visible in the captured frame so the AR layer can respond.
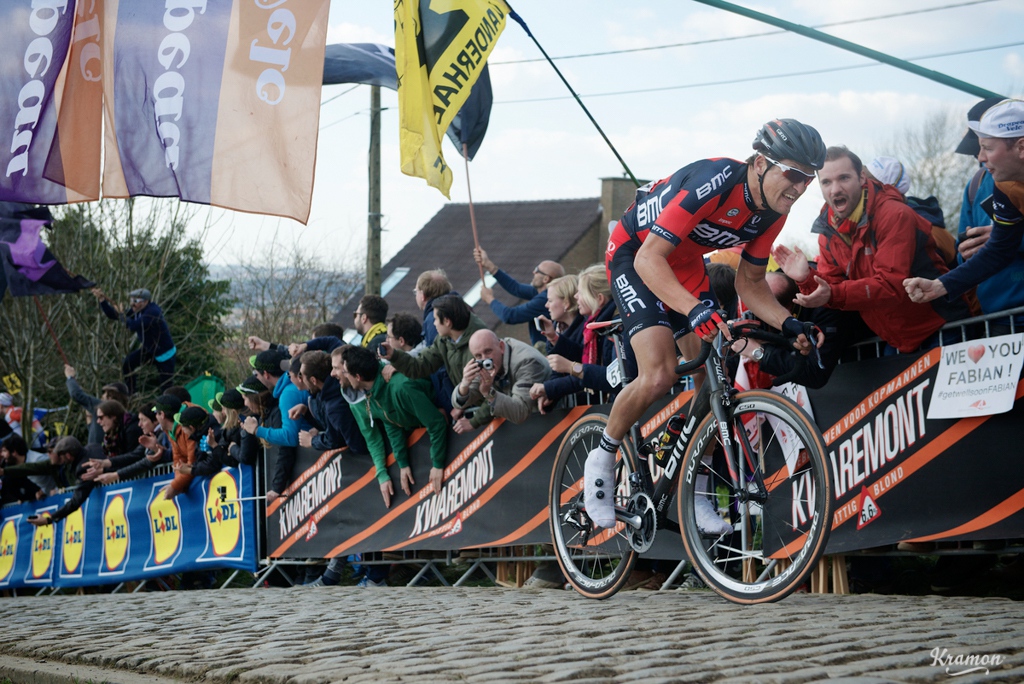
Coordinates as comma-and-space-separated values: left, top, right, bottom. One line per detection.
549, 318, 833, 604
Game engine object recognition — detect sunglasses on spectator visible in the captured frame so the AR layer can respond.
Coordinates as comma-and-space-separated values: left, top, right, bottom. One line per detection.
764, 156, 815, 185
533, 266, 556, 279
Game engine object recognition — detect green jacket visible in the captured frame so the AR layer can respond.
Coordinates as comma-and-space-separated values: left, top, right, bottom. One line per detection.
388, 313, 487, 387
354, 365, 448, 483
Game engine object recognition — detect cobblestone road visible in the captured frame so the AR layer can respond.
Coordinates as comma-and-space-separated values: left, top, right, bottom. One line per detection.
0, 587, 1022, 683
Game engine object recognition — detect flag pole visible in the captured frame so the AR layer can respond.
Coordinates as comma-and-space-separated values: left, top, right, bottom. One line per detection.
507, 10, 640, 188
33, 296, 70, 366
463, 143, 486, 283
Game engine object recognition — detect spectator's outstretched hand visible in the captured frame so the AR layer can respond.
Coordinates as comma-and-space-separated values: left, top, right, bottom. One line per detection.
247, 336, 270, 351
288, 342, 307, 358
429, 467, 444, 495
400, 467, 414, 495
207, 427, 218, 449
794, 276, 832, 308
64, 364, 76, 378
28, 513, 50, 527
772, 245, 811, 284
298, 429, 314, 448
903, 277, 946, 304
97, 472, 119, 485
90, 287, 106, 301
473, 246, 496, 274
479, 285, 495, 304
546, 354, 572, 375
380, 479, 393, 508
287, 404, 307, 420
242, 416, 259, 435
452, 417, 473, 434
266, 490, 280, 504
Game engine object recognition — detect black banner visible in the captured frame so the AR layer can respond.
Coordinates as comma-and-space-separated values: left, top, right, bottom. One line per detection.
810, 348, 1024, 552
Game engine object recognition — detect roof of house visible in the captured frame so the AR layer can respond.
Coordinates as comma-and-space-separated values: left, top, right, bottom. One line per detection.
333, 197, 601, 332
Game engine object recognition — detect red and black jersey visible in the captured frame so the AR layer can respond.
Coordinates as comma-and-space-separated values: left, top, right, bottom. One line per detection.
610, 158, 786, 271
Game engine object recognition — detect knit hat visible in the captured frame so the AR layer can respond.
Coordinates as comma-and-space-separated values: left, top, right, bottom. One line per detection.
153, 394, 183, 415
237, 376, 264, 395
128, 288, 152, 301
216, 388, 245, 411
867, 157, 910, 195
175, 405, 208, 429
250, 349, 289, 374
957, 97, 1015, 155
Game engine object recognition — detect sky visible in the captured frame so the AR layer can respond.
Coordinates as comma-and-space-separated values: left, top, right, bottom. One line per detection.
194, 0, 1024, 269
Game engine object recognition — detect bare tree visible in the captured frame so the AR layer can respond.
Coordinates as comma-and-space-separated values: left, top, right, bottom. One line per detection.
223, 235, 363, 379
881, 107, 977, 231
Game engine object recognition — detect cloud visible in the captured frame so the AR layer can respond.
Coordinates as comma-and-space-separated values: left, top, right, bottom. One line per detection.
325, 21, 391, 46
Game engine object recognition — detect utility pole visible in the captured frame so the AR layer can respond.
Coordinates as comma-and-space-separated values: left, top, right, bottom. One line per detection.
366, 85, 382, 295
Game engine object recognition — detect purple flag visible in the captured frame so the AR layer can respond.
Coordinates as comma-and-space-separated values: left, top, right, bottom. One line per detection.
0, 219, 93, 298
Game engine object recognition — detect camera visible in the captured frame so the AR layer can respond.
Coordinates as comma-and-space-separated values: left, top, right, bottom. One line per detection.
477, 358, 495, 371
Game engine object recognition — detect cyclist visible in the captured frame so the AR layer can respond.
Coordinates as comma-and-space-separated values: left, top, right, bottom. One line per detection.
586, 119, 827, 530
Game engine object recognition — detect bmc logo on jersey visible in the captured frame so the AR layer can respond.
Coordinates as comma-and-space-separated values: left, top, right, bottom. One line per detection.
695, 166, 733, 200
636, 185, 672, 227
691, 223, 743, 248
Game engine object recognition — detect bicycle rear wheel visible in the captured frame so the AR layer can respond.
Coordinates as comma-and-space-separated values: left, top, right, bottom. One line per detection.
677, 390, 832, 604
550, 413, 639, 599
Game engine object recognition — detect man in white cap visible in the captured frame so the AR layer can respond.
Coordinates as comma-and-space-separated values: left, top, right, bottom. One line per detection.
91, 285, 177, 394
905, 98, 1024, 304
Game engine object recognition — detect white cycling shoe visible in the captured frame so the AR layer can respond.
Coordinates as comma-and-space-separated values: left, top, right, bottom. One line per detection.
694, 496, 733, 536
583, 448, 617, 528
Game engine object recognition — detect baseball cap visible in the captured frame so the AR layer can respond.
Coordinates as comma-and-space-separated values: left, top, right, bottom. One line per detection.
215, 388, 245, 411
867, 157, 910, 195
153, 394, 183, 416
236, 376, 264, 395
956, 97, 1007, 156
175, 405, 208, 429
128, 288, 152, 301
968, 98, 1024, 138
250, 349, 289, 373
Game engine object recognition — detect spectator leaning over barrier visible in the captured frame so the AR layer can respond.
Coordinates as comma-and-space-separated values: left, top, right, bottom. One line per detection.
139, 394, 191, 500
203, 389, 245, 469
242, 350, 309, 503
451, 330, 551, 433
295, 350, 368, 455
92, 286, 176, 394
535, 274, 584, 354
774, 145, 972, 354
474, 245, 564, 346
171, 406, 214, 480
1, 436, 87, 509
531, 264, 622, 411
341, 345, 448, 505
380, 294, 487, 392
353, 295, 389, 351
905, 99, 1024, 309
84, 404, 170, 486
63, 365, 130, 445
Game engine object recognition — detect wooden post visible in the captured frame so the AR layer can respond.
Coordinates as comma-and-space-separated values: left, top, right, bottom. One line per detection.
366, 85, 382, 296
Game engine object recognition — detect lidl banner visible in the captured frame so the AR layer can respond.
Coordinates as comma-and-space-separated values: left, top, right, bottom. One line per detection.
809, 349, 1024, 552
0, 466, 257, 590
266, 395, 692, 560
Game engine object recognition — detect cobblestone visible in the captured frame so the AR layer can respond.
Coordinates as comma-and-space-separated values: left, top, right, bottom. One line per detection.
0, 588, 1021, 682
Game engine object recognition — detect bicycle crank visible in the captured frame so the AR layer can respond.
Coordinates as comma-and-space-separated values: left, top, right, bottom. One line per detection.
624, 492, 657, 553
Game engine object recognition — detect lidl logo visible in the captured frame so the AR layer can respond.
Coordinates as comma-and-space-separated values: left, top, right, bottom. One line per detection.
102, 495, 130, 571
148, 494, 182, 565
62, 508, 85, 574
0, 520, 17, 582
206, 472, 242, 556
31, 521, 54, 579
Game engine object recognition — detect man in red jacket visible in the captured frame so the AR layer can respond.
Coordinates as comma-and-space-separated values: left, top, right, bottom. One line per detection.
775, 146, 971, 353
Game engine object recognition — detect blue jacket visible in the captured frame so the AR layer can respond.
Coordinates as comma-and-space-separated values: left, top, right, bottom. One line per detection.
489, 270, 548, 345
255, 374, 310, 447
101, 300, 175, 358
305, 336, 368, 454
954, 169, 1024, 321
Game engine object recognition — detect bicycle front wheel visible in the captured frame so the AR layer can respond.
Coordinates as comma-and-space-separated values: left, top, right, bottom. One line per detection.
550, 413, 639, 599
677, 390, 832, 604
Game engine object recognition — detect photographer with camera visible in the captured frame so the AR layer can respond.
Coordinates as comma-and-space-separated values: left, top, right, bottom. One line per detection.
451, 330, 551, 433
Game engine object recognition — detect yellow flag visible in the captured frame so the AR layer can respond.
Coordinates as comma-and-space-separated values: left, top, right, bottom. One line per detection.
395, 0, 510, 198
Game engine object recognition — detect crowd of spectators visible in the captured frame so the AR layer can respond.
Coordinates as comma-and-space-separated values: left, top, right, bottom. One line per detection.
1, 97, 1022, 594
